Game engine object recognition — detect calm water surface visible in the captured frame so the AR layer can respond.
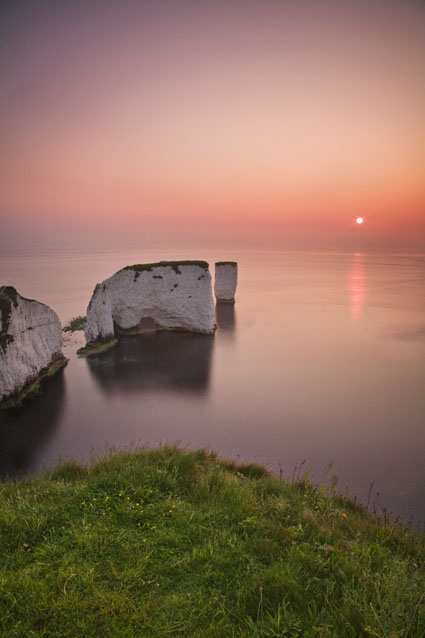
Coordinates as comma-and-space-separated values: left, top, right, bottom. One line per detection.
1, 248, 424, 526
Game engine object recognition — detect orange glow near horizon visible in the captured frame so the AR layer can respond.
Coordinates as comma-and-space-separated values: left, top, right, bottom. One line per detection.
1, 0, 424, 249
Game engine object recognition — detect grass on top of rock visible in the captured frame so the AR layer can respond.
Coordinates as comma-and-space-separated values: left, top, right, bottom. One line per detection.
215, 261, 237, 266
1, 446, 424, 638
63, 315, 87, 332
121, 260, 209, 275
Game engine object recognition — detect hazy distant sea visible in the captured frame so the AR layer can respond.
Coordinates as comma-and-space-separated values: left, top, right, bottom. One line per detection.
1, 247, 424, 527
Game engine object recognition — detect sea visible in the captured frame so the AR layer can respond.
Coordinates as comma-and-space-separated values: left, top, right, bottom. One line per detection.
1, 247, 424, 528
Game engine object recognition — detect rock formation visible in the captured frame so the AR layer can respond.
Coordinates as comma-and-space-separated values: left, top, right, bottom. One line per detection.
83, 261, 215, 353
214, 262, 238, 303
0, 286, 66, 407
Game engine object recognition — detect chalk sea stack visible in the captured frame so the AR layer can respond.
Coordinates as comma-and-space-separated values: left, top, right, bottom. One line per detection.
0, 286, 66, 407
81, 261, 215, 356
214, 262, 238, 303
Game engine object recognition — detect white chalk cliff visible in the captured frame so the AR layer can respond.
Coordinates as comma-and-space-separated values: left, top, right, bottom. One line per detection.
0, 286, 65, 405
214, 262, 238, 303
84, 261, 215, 346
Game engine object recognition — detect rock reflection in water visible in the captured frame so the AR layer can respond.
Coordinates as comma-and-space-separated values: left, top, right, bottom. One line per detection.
0, 368, 66, 478
86, 332, 214, 395
215, 302, 236, 333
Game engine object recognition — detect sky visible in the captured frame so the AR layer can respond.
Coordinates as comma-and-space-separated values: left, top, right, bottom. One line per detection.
1, 0, 425, 251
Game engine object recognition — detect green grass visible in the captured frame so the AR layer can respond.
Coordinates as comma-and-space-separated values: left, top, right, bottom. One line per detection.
121, 260, 209, 275
0, 356, 67, 410
76, 338, 118, 357
63, 316, 87, 332
0, 446, 424, 637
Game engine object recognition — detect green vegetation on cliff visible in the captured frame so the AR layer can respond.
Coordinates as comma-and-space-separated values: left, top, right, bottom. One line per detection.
76, 338, 118, 358
121, 260, 209, 275
0, 447, 424, 637
63, 316, 87, 332
0, 356, 67, 410
0, 286, 19, 350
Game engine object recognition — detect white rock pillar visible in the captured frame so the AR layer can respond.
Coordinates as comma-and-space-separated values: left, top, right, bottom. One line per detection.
83, 260, 216, 349
0, 286, 66, 406
84, 282, 114, 344
214, 262, 238, 303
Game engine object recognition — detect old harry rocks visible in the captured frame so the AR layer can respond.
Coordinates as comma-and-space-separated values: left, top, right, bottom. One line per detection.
84, 261, 216, 348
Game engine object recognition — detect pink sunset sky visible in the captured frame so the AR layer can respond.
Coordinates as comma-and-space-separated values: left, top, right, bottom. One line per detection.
1, 0, 424, 250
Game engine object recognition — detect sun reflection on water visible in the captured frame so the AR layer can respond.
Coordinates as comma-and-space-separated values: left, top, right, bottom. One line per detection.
349, 252, 366, 322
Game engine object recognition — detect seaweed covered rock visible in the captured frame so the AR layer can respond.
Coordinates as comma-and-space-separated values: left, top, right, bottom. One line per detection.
83, 261, 215, 353
214, 262, 238, 303
0, 286, 66, 407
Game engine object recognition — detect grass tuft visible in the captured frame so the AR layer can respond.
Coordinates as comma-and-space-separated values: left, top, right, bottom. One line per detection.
77, 338, 118, 357
63, 316, 87, 332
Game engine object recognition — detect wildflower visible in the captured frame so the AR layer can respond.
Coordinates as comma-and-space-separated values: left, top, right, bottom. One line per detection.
341, 512, 348, 520
169, 509, 173, 513
118, 493, 122, 497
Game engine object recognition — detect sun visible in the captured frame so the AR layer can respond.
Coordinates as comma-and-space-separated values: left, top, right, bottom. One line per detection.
356, 217, 364, 225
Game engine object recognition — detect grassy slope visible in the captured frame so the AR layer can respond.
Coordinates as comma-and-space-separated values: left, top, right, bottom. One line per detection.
0, 447, 424, 637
